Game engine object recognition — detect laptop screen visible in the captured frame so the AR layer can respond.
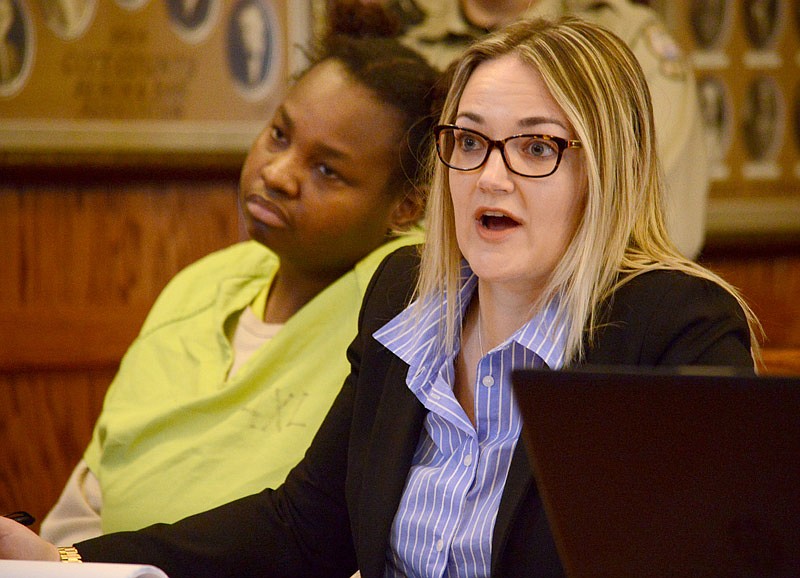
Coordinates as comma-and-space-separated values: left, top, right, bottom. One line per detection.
511, 367, 800, 577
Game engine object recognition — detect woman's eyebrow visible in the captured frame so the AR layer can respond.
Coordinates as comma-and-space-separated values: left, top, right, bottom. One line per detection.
518, 116, 569, 132
275, 105, 293, 129
276, 103, 352, 162
455, 111, 483, 124
455, 111, 569, 132
310, 141, 350, 161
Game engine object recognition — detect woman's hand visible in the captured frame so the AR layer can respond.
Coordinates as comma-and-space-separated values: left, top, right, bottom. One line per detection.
0, 517, 60, 561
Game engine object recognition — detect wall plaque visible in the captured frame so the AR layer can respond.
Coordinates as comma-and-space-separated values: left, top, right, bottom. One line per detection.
658, 0, 800, 241
0, 0, 311, 169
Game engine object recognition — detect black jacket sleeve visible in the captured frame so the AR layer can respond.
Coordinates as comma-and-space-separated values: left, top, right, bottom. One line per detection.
586, 270, 753, 368
74, 246, 423, 578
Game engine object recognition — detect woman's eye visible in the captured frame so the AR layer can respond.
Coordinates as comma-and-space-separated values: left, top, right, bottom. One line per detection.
525, 138, 558, 158
269, 126, 288, 146
316, 163, 340, 179
264, 125, 290, 153
456, 133, 483, 152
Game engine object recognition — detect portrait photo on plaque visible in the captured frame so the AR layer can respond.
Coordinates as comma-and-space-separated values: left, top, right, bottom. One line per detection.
796, 0, 800, 40
0, 0, 33, 97
698, 76, 731, 165
39, 0, 96, 40
227, 0, 277, 100
166, 0, 219, 43
743, 0, 780, 50
742, 76, 783, 161
690, 0, 731, 49
795, 83, 800, 152
0, 0, 306, 166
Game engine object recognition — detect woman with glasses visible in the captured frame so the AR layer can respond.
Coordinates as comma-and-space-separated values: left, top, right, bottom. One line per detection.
0, 16, 760, 578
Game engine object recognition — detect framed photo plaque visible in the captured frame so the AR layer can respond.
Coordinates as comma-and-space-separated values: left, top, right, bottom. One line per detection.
0, 0, 312, 169
658, 0, 800, 242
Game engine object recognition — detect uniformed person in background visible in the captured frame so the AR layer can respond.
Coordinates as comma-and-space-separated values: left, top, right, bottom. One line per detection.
319, 0, 709, 259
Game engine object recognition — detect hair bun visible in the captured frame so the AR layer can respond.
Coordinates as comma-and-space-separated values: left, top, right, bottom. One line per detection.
326, 0, 403, 39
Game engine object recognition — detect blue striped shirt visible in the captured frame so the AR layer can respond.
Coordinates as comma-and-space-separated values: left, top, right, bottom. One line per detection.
374, 263, 566, 578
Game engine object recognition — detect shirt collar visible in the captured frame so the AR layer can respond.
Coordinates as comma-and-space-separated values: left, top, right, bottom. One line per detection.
374, 261, 567, 381
373, 260, 475, 380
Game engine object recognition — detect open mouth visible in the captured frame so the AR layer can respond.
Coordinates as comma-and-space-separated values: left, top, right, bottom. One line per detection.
479, 211, 520, 231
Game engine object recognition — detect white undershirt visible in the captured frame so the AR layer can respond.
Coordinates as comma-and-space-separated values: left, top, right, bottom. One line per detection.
227, 306, 283, 379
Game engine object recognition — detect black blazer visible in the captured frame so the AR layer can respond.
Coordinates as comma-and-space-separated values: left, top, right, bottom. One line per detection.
77, 246, 753, 578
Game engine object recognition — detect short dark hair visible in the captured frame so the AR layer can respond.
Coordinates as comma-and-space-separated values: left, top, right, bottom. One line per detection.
302, 4, 443, 195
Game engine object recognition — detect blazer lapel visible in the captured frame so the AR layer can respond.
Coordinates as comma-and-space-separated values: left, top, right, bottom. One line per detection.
492, 441, 534, 564
356, 354, 426, 578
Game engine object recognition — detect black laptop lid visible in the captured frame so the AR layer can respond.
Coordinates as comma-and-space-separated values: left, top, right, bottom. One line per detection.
511, 367, 800, 578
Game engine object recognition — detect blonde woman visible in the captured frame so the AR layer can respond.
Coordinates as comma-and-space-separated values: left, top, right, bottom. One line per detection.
1, 17, 759, 578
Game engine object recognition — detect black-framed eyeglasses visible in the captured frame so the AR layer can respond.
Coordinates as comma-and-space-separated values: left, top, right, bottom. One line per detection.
434, 124, 582, 178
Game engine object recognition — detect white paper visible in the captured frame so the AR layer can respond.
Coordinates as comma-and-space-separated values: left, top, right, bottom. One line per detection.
0, 560, 169, 577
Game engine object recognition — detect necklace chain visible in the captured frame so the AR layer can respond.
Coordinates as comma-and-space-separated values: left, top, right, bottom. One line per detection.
477, 308, 485, 358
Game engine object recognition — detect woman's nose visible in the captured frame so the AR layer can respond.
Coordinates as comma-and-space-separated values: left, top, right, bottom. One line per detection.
476, 148, 514, 194
260, 151, 300, 197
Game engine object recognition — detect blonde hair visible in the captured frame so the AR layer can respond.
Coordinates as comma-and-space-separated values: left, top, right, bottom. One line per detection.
415, 17, 761, 364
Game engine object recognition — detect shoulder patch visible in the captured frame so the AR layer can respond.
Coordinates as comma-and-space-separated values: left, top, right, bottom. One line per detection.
644, 23, 687, 80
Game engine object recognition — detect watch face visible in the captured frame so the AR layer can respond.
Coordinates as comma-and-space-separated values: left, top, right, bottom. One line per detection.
742, 0, 780, 49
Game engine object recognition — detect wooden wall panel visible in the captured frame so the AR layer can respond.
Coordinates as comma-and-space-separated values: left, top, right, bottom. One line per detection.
0, 369, 113, 534
0, 178, 240, 369
2, 179, 240, 309
701, 253, 800, 348
0, 176, 240, 530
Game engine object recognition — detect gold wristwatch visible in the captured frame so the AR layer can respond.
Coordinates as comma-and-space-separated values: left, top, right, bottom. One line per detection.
57, 546, 83, 563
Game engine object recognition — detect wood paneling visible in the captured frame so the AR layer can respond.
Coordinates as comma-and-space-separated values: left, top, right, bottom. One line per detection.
0, 175, 240, 531
1, 178, 240, 309
0, 177, 240, 365
759, 348, 800, 376
0, 369, 113, 534
701, 253, 800, 348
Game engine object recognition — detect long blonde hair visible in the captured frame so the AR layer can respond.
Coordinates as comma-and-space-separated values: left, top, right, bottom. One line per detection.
415, 17, 761, 364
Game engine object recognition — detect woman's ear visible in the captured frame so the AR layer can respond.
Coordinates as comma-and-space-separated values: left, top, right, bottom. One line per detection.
388, 186, 426, 231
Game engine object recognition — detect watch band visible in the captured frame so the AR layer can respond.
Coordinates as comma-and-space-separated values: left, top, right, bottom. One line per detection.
57, 546, 83, 563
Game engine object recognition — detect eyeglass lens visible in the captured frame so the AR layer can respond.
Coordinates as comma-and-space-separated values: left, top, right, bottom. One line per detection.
437, 127, 565, 177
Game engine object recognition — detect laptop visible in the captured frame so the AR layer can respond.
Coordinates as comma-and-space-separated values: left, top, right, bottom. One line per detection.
511, 366, 800, 578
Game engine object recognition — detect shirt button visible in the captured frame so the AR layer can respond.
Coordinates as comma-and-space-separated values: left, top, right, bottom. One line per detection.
436, 539, 444, 552
463, 454, 473, 466
481, 375, 495, 387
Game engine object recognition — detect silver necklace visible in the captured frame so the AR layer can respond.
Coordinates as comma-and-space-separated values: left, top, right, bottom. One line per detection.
477, 308, 485, 358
